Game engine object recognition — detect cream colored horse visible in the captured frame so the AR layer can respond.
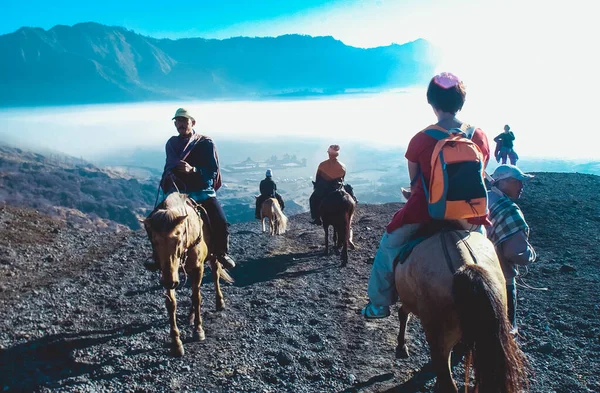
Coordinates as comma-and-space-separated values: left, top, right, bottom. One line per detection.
144, 192, 233, 357
260, 197, 288, 235
395, 226, 528, 393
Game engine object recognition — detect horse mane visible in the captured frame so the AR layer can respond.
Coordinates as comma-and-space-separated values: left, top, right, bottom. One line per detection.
147, 193, 189, 233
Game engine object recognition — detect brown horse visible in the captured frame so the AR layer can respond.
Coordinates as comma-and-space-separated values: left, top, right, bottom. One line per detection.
143, 192, 233, 357
317, 183, 356, 266
259, 197, 288, 235
394, 225, 528, 393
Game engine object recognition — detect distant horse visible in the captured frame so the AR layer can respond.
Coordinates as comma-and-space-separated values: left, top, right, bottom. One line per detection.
259, 197, 288, 235
394, 223, 528, 393
143, 192, 233, 357
315, 180, 356, 266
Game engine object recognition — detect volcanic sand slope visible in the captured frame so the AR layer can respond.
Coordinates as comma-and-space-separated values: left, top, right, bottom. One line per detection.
0, 172, 598, 392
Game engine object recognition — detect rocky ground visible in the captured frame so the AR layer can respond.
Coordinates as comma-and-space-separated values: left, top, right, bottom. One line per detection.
0, 172, 599, 393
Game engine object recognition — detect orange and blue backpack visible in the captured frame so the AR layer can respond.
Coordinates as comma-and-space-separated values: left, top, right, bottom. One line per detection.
421, 124, 488, 220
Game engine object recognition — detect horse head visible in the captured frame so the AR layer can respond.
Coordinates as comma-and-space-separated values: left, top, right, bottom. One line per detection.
144, 211, 188, 289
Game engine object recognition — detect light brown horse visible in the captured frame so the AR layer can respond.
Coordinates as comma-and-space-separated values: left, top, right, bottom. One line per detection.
394, 225, 528, 393
260, 197, 288, 235
143, 192, 233, 357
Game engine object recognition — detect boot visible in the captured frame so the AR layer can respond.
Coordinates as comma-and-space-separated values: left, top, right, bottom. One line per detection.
218, 253, 236, 269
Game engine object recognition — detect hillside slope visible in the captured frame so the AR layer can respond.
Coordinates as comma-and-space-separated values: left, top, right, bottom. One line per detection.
0, 172, 598, 392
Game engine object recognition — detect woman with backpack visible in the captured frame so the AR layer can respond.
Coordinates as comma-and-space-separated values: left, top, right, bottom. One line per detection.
361, 72, 492, 319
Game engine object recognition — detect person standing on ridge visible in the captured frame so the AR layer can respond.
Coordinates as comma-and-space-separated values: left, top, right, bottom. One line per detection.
494, 124, 519, 165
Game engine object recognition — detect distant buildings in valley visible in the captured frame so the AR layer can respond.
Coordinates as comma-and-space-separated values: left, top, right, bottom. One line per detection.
223, 154, 307, 173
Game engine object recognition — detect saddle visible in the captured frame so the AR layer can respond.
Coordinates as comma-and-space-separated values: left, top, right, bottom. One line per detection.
393, 220, 468, 267
314, 178, 345, 195
184, 198, 212, 235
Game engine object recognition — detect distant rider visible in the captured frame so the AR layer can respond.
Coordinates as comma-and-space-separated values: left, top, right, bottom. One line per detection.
309, 144, 357, 225
255, 169, 285, 219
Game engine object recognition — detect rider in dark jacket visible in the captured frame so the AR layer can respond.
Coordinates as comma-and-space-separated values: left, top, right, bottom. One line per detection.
309, 145, 357, 225
255, 169, 285, 219
146, 107, 235, 271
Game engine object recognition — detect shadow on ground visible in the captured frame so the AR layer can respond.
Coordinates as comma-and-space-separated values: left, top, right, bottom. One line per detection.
0, 322, 155, 392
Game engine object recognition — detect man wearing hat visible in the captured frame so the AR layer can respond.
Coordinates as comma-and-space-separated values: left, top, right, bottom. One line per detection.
486, 164, 537, 333
309, 144, 357, 225
255, 169, 285, 219
148, 107, 236, 270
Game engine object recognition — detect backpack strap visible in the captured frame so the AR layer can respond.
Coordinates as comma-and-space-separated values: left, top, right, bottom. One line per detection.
463, 126, 476, 139
423, 125, 477, 140
423, 128, 450, 141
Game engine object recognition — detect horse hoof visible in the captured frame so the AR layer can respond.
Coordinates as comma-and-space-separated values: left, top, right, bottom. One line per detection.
216, 302, 225, 311
172, 343, 185, 357
395, 344, 409, 359
193, 328, 206, 341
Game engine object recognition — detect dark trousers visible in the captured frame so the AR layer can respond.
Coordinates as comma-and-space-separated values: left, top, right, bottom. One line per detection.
310, 183, 357, 219
200, 197, 229, 256
309, 188, 327, 219
506, 284, 517, 330
255, 193, 284, 217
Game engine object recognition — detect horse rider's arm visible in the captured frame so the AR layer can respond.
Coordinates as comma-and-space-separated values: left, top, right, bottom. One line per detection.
499, 231, 537, 266
407, 160, 419, 186
194, 139, 219, 182
494, 134, 502, 143
472, 129, 491, 168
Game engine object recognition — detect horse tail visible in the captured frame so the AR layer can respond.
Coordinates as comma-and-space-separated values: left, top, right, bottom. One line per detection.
216, 259, 234, 284
453, 264, 528, 393
272, 200, 288, 234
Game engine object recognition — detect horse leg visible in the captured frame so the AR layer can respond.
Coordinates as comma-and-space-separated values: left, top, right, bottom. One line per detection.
191, 265, 205, 341
348, 226, 357, 250
340, 219, 350, 266
166, 289, 184, 357
261, 217, 266, 232
338, 222, 348, 266
425, 325, 458, 393
395, 305, 411, 358
211, 257, 226, 311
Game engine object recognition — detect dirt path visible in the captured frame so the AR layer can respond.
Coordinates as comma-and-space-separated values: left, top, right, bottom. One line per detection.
0, 172, 599, 392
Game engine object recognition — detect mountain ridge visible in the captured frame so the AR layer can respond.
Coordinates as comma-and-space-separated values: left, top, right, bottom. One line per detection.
0, 22, 438, 107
